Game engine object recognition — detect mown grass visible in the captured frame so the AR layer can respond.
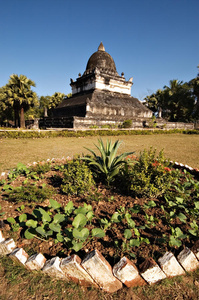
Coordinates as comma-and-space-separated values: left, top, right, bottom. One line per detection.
0, 133, 199, 172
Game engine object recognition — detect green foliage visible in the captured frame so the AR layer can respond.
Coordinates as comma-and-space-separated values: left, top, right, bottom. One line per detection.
169, 227, 187, 247
189, 220, 199, 237
61, 160, 95, 195
118, 148, 176, 198
29, 162, 51, 174
122, 119, 132, 128
39, 93, 66, 117
8, 163, 31, 180
83, 139, 134, 185
0, 74, 38, 127
4, 163, 45, 182
4, 183, 53, 204
148, 115, 157, 128
9, 200, 105, 253
0, 205, 5, 218
144, 79, 196, 122
1, 148, 199, 259
0, 129, 199, 139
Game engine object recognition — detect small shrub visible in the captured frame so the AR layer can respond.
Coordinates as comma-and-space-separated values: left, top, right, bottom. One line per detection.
82, 139, 134, 185
122, 119, 132, 128
29, 162, 51, 174
117, 148, 177, 198
61, 160, 95, 195
5, 183, 53, 204
148, 116, 157, 128
8, 163, 31, 180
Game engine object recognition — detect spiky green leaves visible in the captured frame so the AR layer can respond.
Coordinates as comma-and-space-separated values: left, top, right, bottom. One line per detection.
83, 139, 134, 185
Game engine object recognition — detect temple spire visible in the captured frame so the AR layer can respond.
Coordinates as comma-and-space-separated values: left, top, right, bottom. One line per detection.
98, 42, 105, 51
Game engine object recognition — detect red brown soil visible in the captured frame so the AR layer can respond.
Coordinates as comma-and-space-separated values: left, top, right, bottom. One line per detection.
0, 167, 196, 267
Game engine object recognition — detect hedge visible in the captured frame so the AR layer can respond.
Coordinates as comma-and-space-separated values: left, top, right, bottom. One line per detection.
0, 129, 198, 139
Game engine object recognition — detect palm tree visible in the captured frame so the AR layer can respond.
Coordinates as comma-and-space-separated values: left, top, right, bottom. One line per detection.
3, 74, 38, 127
40, 92, 66, 117
189, 66, 199, 119
163, 80, 194, 121
49, 92, 66, 109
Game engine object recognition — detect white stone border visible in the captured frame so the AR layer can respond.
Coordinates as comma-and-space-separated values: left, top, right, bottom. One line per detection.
0, 230, 199, 292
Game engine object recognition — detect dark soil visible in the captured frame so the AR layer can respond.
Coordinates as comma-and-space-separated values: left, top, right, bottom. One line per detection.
0, 164, 196, 268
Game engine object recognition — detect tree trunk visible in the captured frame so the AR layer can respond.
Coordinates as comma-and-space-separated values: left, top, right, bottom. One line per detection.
14, 108, 20, 127
44, 107, 48, 117
20, 107, 25, 128
158, 107, 162, 118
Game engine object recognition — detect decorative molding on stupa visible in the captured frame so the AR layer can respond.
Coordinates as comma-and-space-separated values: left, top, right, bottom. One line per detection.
70, 43, 133, 96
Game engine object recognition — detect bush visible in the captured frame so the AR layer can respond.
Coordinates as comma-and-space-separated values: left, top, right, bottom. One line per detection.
29, 162, 51, 174
0, 129, 198, 139
82, 139, 133, 185
117, 148, 177, 198
5, 183, 53, 204
61, 160, 95, 195
122, 119, 132, 128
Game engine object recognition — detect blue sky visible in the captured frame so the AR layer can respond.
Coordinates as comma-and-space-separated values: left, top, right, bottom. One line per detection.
0, 0, 198, 100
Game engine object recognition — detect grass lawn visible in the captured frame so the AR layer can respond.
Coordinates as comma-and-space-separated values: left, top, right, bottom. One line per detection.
0, 133, 199, 172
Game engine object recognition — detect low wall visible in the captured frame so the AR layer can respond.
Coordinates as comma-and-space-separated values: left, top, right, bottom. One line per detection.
38, 116, 195, 130
155, 119, 194, 130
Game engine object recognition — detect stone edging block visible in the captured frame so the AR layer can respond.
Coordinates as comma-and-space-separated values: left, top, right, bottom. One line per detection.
42, 257, 65, 279
60, 254, 98, 287
139, 257, 167, 285
192, 241, 199, 260
9, 247, 29, 265
26, 253, 46, 270
0, 238, 16, 255
0, 230, 5, 243
113, 256, 146, 287
158, 252, 185, 277
82, 249, 123, 293
177, 247, 199, 272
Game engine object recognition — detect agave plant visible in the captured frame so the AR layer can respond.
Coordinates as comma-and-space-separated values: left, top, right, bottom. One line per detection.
83, 139, 134, 185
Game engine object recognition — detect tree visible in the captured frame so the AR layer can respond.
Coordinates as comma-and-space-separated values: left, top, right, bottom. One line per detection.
144, 89, 165, 116
39, 92, 66, 117
189, 66, 199, 119
163, 80, 195, 121
144, 79, 195, 122
1, 74, 38, 128
39, 96, 51, 117
0, 86, 13, 126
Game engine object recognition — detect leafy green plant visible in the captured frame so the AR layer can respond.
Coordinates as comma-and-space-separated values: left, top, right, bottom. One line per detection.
167, 170, 199, 203
10, 199, 105, 253
0, 205, 5, 218
7, 163, 31, 180
7, 217, 21, 232
0, 179, 6, 186
99, 206, 150, 252
148, 115, 157, 128
4, 183, 53, 204
29, 162, 51, 175
16, 204, 25, 212
118, 148, 177, 197
189, 220, 199, 237
169, 227, 187, 247
83, 138, 134, 185
122, 119, 132, 128
61, 160, 95, 195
